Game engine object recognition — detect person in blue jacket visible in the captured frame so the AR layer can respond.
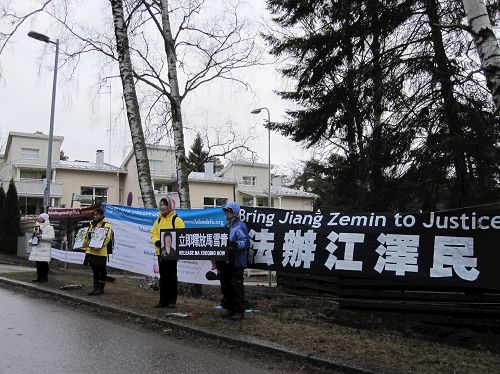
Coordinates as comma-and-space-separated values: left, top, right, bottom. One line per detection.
217, 202, 250, 321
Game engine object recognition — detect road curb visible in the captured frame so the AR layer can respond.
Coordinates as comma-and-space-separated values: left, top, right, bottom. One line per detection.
0, 276, 390, 374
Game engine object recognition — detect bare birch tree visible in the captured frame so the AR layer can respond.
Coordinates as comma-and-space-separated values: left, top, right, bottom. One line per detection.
49, 0, 261, 209
462, 0, 500, 111
110, 0, 156, 208
154, 0, 190, 207
128, 0, 262, 208
2, 0, 261, 209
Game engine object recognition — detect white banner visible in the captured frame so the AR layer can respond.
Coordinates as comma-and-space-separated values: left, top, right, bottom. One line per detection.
51, 249, 85, 264
51, 205, 224, 285
105, 215, 219, 285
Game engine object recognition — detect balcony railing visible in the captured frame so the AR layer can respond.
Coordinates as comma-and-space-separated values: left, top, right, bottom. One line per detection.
71, 194, 107, 204
150, 170, 178, 180
2, 179, 63, 197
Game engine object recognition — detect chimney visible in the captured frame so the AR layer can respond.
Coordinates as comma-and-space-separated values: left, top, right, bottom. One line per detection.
96, 150, 104, 168
204, 162, 214, 177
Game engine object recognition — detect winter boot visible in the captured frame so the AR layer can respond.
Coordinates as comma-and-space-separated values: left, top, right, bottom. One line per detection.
231, 312, 244, 321
88, 281, 99, 296
94, 281, 105, 296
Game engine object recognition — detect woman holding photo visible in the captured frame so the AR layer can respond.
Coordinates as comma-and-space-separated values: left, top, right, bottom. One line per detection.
29, 213, 55, 283
150, 197, 184, 308
83, 207, 113, 296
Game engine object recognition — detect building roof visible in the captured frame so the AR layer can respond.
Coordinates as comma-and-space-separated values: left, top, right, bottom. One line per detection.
217, 160, 274, 176
1, 131, 64, 159
238, 185, 318, 199
188, 171, 238, 185
55, 160, 126, 173
120, 144, 175, 169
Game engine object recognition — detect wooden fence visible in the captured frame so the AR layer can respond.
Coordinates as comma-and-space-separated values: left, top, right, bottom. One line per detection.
277, 271, 500, 317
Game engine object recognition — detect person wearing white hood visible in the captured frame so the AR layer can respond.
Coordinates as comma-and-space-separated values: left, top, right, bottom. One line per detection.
29, 213, 55, 283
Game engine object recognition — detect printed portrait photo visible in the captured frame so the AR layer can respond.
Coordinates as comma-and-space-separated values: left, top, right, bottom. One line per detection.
160, 231, 177, 258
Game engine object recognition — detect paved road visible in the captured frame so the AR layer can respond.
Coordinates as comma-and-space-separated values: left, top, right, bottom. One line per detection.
0, 287, 278, 374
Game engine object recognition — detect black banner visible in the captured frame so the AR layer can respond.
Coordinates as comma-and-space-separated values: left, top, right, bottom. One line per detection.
48, 206, 97, 251
243, 208, 500, 291
161, 228, 230, 260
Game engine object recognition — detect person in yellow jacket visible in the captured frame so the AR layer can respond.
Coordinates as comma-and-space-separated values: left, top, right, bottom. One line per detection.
83, 207, 113, 296
150, 197, 185, 308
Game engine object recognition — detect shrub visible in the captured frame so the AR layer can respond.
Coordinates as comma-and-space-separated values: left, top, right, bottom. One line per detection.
0, 179, 21, 254
0, 184, 5, 237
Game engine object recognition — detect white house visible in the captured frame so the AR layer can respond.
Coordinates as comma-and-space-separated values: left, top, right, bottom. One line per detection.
1, 131, 317, 213
0, 132, 125, 214
217, 161, 317, 210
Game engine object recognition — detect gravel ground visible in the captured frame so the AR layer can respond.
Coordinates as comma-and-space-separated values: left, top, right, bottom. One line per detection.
1, 254, 499, 373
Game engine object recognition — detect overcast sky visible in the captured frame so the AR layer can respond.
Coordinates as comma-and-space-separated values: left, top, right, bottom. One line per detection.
0, 0, 311, 175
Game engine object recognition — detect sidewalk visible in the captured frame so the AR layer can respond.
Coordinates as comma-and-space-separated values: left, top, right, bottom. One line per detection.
1, 255, 499, 374
0, 263, 33, 273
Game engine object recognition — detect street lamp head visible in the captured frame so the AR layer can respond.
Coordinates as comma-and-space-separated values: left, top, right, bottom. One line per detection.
28, 31, 51, 43
250, 108, 263, 114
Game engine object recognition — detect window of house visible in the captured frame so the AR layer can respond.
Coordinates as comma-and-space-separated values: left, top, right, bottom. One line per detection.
203, 197, 227, 208
242, 198, 255, 207
20, 171, 38, 179
242, 176, 256, 186
154, 184, 172, 193
80, 186, 108, 204
21, 148, 39, 160
149, 159, 164, 171
20, 197, 42, 215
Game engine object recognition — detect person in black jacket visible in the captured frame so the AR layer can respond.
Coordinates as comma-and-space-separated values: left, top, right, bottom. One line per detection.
83, 208, 113, 296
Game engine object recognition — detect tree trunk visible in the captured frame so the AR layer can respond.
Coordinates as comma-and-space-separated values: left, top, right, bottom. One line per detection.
340, 2, 360, 157
426, 0, 469, 207
365, 0, 384, 209
110, 0, 157, 209
158, 0, 199, 296
159, 0, 191, 209
462, 0, 500, 111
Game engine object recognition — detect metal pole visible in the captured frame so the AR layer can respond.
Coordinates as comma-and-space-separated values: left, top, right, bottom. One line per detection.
263, 107, 272, 288
265, 108, 271, 208
250, 106, 273, 287
43, 39, 59, 213
107, 85, 112, 163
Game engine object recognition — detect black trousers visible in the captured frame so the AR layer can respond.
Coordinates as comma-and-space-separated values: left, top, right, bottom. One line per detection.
158, 258, 177, 305
36, 261, 49, 281
91, 264, 107, 284
217, 263, 245, 314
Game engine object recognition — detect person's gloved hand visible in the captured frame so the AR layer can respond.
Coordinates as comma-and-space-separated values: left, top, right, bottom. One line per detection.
155, 240, 161, 247
227, 240, 238, 248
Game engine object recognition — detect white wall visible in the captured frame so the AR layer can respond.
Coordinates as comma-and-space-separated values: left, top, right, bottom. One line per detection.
9, 135, 62, 168
57, 169, 120, 207
189, 182, 235, 208
222, 163, 270, 190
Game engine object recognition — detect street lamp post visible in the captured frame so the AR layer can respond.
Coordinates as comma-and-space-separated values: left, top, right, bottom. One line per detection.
250, 107, 271, 208
251, 107, 272, 287
28, 31, 59, 213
